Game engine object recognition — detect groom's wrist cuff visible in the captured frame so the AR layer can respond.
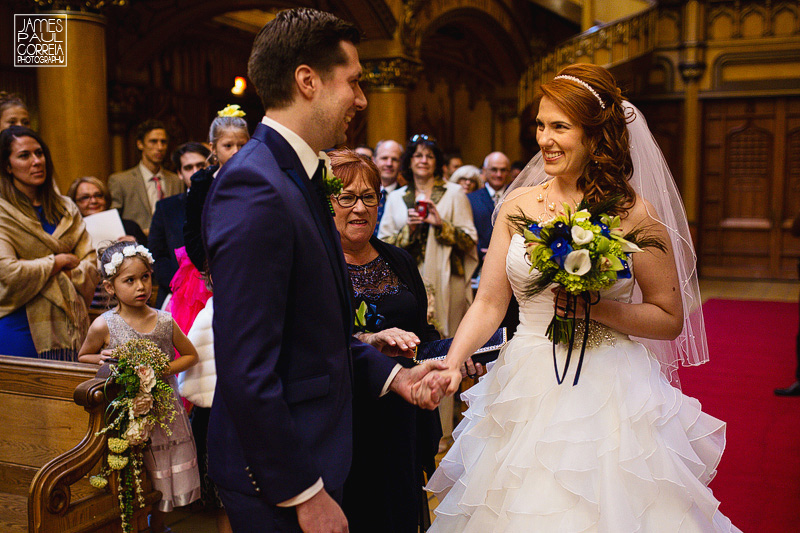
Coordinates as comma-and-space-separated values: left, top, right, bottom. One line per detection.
380, 364, 402, 397
276, 478, 324, 507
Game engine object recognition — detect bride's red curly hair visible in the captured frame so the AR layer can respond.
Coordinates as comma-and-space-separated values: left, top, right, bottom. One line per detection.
539, 64, 635, 216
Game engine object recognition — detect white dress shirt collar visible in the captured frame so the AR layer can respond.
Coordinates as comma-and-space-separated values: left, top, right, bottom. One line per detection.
484, 183, 505, 198
261, 116, 329, 180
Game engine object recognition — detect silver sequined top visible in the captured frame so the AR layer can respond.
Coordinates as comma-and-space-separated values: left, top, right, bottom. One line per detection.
103, 309, 174, 360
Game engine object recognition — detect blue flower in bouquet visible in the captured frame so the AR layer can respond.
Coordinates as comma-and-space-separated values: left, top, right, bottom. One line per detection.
551, 221, 572, 242
527, 222, 542, 237
549, 237, 573, 268
618, 258, 632, 279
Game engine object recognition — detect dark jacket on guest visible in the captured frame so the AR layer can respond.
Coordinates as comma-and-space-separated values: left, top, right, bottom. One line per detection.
184, 165, 217, 272
467, 187, 495, 263
121, 219, 147, 248
149, 193, 186, 308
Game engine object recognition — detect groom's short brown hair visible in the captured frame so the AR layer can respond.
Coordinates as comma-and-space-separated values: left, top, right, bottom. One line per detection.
248, 8, 361, 111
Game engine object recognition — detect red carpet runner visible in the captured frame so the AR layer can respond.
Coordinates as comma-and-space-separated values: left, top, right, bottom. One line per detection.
679, 299, 800, 532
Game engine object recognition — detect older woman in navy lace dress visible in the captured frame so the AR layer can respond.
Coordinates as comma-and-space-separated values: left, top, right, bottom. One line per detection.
327, 149, 441, 533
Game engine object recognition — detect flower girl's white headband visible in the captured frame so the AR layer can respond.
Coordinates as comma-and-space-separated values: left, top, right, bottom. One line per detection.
553, 75, 606, 109
104, 245, 155, 277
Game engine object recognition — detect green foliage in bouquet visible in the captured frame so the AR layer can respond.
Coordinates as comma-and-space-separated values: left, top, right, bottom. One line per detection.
89, 339, 177, 532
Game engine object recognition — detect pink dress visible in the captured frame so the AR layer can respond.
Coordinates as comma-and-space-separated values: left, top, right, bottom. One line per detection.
168, 246, 212, 334
104, 309, 201, 512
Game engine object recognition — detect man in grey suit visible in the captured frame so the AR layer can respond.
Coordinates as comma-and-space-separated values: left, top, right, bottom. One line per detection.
108, 119, 183, 232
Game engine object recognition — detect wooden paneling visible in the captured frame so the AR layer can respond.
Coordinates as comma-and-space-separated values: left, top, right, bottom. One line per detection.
700, 97, 800, 279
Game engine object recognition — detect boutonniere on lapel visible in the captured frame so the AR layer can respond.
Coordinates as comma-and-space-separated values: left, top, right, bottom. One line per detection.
322, 168, 342, 216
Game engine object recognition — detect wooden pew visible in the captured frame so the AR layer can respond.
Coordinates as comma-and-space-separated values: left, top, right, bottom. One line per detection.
0, 355, 159, 532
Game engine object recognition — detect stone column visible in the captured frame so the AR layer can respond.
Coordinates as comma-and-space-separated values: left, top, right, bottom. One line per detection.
361, 57, 422, 147
582, 0, 595, 31
36, 11, 110, 192
678, 0, 706, 227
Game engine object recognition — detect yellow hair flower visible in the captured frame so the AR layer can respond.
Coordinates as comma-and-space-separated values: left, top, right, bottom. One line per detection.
218, 104, 246, 118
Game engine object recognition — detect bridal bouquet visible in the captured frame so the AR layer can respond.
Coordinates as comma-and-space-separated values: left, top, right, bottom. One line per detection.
89, 339, 177, 532
510, 198, 664, 384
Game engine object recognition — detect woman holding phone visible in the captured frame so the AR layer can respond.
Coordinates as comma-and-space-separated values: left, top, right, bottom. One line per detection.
377, 134, 478, 338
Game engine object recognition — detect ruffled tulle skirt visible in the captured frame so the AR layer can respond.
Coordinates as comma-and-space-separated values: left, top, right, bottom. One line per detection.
426, 330, 741, 532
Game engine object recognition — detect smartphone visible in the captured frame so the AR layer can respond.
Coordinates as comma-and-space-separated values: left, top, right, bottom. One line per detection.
414, 200, 428, 219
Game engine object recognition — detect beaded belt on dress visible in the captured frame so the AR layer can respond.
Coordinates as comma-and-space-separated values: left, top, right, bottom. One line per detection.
573, 319, 618, 348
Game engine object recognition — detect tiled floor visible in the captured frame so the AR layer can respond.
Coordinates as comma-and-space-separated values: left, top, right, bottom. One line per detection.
165, 279, 799, 532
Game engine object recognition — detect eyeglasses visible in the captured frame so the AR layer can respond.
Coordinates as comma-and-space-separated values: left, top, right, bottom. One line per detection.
75, 192, 105, 203
334, 192, 379, 208
410, 134, 436, 143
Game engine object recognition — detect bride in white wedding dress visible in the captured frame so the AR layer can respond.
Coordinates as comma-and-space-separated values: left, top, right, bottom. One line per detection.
421, 64, 741, 532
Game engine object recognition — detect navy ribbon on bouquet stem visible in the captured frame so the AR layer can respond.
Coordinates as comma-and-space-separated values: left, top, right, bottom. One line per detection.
548, 291, 597, 386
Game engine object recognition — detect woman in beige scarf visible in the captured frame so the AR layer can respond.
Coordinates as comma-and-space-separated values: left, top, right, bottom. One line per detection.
0, 126, 98, 360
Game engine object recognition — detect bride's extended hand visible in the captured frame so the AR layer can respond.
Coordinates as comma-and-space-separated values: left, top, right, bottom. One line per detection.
415, 366, 462, 398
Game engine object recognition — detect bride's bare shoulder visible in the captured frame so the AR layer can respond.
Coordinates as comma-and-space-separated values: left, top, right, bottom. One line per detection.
500, 186, 541, 211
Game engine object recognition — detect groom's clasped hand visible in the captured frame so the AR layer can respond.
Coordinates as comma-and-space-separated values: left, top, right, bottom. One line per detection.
410, 364, 463, 408
388, 360, 455, 409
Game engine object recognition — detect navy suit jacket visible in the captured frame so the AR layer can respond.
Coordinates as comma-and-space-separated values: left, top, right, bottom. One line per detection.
203, 123, 397, 506
468, 187, 495, 263
149, 193, 186, 308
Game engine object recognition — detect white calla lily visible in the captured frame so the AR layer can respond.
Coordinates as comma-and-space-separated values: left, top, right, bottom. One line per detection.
564, 249, 592, 276
571, 225, 594, 245
619, 240, 643, 253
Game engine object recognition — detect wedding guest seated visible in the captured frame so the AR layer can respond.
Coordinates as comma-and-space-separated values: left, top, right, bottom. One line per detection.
149, 142, 209, 308
0, 126, 99, 359
449, 164, 482, 194
329, 149, 442, 533
67, 176, 147, 245
0, 92, 31, 131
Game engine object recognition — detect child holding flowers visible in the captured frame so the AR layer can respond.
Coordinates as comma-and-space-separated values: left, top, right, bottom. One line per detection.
79, 241, 200, 533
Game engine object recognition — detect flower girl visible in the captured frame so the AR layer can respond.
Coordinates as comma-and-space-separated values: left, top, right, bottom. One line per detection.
79, 241, 200, 533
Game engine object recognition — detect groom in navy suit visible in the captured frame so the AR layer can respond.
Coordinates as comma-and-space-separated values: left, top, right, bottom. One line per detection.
203, 8, 446, 532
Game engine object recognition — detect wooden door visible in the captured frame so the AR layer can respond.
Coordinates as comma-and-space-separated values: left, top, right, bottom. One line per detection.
700, 97, 800, 279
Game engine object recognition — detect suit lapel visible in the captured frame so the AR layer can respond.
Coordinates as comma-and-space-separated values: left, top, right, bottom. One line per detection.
257, 125, 353, 337
130, 166, 152, 214
480, 188, 494, 214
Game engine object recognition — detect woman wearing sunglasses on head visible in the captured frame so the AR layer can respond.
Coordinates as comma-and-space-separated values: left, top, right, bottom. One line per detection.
377, 134, 478, 340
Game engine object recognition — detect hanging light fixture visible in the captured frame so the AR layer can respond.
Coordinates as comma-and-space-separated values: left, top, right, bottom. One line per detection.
231, 76, 246, 96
